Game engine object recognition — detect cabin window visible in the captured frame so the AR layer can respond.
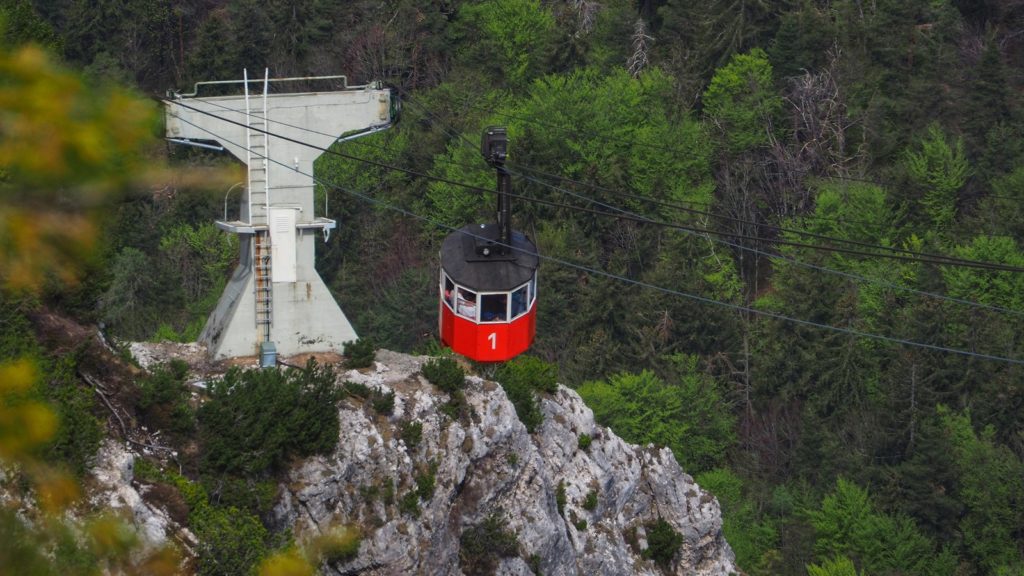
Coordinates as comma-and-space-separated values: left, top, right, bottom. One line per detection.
456, 288, 477, 320
443, 275, 455, 309
511, 285, 528, 319
480, 293, 508, 323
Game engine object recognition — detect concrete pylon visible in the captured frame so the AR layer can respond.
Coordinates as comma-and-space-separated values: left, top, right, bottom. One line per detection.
164, 74, 392, 359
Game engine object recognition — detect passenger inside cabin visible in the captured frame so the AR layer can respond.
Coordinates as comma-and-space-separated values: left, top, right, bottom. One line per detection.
481, 293, 507, 322
457, 289, 477, 319
444, 276, 455, 307
511, 286, 527, 317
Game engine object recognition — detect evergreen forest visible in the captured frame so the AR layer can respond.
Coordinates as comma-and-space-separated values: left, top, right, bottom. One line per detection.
4, 0, 1024, 574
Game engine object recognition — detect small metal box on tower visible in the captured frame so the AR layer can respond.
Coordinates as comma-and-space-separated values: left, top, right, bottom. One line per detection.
259, 341, 277, 368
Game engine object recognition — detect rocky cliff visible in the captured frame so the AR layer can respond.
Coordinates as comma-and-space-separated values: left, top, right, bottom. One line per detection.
275, 350, 735, 575
94, 348, 736, 575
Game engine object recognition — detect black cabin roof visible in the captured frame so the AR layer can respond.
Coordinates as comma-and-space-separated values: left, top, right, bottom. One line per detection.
440, 223, 539, 292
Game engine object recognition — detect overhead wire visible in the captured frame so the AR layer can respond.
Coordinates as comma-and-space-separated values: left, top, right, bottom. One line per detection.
193, 90, 1006, 258
424, 92, 1017, 242
163, 109, 1024, 366
392, 96, 1024, 317
511, 168, 1024, 318
397, 94, 1011, 259
189, 92, 490, 178
165, 97, 1024, 273
165, 97, 493, 195
403, 96, 1024, 315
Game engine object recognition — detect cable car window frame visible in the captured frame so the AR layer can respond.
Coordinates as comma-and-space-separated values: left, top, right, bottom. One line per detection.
479, 292, 509, 324
510, 283, 529, 320
530, 273, 537, 305
442, 273, 455, 310
455, 287, 478, 321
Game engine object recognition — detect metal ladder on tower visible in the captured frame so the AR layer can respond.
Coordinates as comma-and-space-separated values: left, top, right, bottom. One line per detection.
246, 69, 273, 343
253, 232, 273, 341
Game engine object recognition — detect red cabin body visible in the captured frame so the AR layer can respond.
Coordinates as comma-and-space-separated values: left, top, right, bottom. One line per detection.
439, 298, 536, 361
439, 223, 539, 362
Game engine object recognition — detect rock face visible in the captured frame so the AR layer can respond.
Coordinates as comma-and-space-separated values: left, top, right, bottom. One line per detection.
272, 350, 737, 575
91, 439, 197, 555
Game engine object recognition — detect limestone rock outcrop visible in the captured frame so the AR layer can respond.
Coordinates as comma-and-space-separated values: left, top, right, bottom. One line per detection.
272, 350, 737, 575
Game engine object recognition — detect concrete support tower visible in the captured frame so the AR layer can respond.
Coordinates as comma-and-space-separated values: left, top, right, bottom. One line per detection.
164, 72, 392, 359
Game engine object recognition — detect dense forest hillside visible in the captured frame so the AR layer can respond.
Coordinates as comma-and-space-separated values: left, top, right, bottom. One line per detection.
4, 0, 1024, 574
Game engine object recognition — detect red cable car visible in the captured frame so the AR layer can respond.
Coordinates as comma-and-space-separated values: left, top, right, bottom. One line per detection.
439, 127, 539, 362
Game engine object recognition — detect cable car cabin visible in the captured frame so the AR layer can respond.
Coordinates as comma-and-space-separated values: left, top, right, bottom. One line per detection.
439, 222, 539, 362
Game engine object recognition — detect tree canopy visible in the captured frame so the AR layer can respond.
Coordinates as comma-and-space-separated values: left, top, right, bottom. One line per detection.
6, 0, 1024, 574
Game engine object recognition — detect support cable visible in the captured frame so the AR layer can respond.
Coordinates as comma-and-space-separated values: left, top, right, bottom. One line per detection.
164, 112, 1024, 367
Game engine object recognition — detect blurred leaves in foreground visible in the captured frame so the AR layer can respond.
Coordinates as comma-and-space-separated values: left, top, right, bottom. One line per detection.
0, 34, 328, 576
0, 37, 184, 574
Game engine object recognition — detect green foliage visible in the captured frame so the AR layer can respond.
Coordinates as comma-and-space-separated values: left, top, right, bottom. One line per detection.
806, 556, 862, 576
398, 490, 420, 518
201, 475, 278, 518
358, 477, 393, 504
556, 480, 566, 517
132, 456, 162, 484
0, 297, 39, 362
499, 373, 543, 433
577, 361, 735, 474
0, 0, 62, 52
456, 0, 556, 90
643, 518, 682, 569
335, 258, 438, 355
657, 0, 781, 77
942, 236, 1024, 310
695, 468, 779, 575
150, 323, 182, 343
99, 247, 160, 339
158, 222, 235, 311
41, 355, 102, 477
414, 461, 438, 501
940, 407, 1024, 573
904, 123, 971, 229
528, 553, 542, 576
495, 355, 558, 394
582, 489, 598, 511
702, 48, 782, 153
371, 389, 395, 416
512, 67, 713, 210
0, 505, 156, 574
23, 3, 1024, 575
381, 480, 395, 507
459, 511, 520, 576
440, 389, 471, 423
317, 525, 362, 564
577, 433, 592, 451
154, 469, 269, 576
343, 338, 376, 369
493, 355, 559, 433
422, 357, 465, 394
192, 502, 268, 576
400, 420, 423, 449
100, 218, 236, 342
572, 514, 587, 532
975, 165, 1024, 239
136, 359, 194, 440
198, 360, 341, 477
341, 380, 371, 398
808, 478, 956, 576
769, 3, 834, 79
